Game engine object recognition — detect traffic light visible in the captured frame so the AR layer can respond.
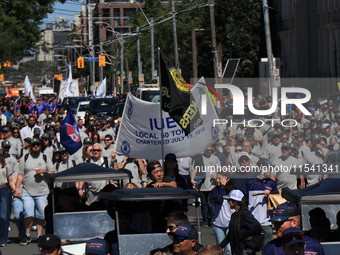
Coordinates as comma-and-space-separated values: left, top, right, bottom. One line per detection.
78, 57, 84, 68
99, 55, 106, 67
3, 61, 10, 67
0, 74, 4, 82
118, 76, 121, 85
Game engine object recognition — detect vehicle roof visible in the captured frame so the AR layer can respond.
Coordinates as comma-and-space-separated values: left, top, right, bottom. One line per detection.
78, 101, 90, 105
48, 163, 131, 182
99, 187, 200, 201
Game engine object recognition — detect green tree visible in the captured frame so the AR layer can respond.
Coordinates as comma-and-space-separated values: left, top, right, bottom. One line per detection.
124, 0, 264, 84
0, 0, 66, 64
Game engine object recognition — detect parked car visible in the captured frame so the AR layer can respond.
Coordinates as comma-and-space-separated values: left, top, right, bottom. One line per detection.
85, 98, 119, 124
76, 101, 90, 120
60, 97, 90, 114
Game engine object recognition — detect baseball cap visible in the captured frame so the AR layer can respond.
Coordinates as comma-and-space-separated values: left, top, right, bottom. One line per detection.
168, 223, 198, 240
2, 140, 10, 148
235, 134, 244, 142
223, 129, 230, 135
271, 202, 299, 222
85, 238, 109, 255
104, 134, 113, 140
33, 127, 41, 135
147, 161, 162, 174
31, 138, 40, 145
322, 123, 330, 129
2, 126, 9, 133
89, 120, 95, 127
47, 114, 53, 119
282, 228, 305, 246
41, 133, 50, 139
38, 234, 61, 247
311, 133, 321, 141
303, 122, 312, 129
165, 153, 177, 162
257, 158, 271, 168
83, 137, 93, 145
238, 151, 251, 159
297, 131, 305, 138
304, 134, 312, 141
223, 189, 244, 202
281, 142, 290, 150
272, 131, 281, 137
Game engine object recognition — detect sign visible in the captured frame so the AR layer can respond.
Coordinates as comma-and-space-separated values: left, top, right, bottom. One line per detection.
139, 74, 144, 82
59, 79, 80, 100
85, 58, 99, 62
128, 71, 132, 78
115, 77, 219, 159
153, 70, 157, 77
274, 75, 280, 87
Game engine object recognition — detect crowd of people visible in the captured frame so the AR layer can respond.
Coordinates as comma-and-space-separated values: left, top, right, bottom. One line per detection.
0, 92, 340, 255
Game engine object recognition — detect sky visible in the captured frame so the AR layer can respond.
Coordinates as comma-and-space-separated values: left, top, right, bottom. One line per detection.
43, 0, 83, 25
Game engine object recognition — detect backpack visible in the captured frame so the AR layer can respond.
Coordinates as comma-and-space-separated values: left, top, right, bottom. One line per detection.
25, 153, 47, 163
55, 160, 76, 171
243, 227, 264, 252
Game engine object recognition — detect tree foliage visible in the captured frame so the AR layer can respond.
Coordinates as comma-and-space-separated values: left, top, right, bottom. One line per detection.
0, 0, 66, 65
123, 0, 264, 85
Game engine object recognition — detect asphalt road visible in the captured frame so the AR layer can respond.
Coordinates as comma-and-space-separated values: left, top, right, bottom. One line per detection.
0, 202, 216, 255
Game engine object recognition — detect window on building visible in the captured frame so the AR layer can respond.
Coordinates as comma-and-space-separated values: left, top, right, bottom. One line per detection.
123, 8, 137, 26
114, 8, 120, 27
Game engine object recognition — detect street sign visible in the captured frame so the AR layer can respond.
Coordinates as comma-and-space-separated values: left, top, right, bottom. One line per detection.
274, 75, 280, 87
273, 68, 279, 75
139, 74, 144, 82
85, 58, 99, 62
153, 70, 157, 77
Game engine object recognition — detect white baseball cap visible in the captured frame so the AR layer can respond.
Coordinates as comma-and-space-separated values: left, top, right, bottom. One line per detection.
322, 123, 330, 129
223, 189, 244, 202
238, 151, 251, 159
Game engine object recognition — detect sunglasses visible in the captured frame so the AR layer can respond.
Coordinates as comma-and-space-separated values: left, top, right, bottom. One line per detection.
282, 138, 288, 140
13, 132, 19, 134
235, 149, 242, 152
281, 148, 290, 151
239, 158, 249, 162
206, 149, 214, 152
61, 151, 68, 155
166, 225, 177, 232
104, 139, 111, 142
283, 232, 305, 244
274, 218, 293, 226
172, 236, 191, 243
93, 149, 101, 152
32, 143, 40, 147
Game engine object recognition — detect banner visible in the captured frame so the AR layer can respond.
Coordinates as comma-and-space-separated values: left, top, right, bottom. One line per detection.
96, 77, 106, 97
60, 105, 82, 155
59, 79, 80, 100
115, 77, 220, 159
159, 51, 202, 135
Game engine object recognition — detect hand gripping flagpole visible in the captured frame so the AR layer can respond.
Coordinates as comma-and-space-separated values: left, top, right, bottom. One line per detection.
158, 48, 165, 165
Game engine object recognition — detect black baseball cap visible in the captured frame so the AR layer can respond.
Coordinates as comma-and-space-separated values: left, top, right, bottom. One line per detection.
38, 234, 61, 247
271, 202, 299, 222
2, 140, 10, 148
147, 161, 162, 174
83, 137, 93, 145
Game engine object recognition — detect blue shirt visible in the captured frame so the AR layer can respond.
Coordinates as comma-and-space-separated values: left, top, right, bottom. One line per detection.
263, 235, 325, 255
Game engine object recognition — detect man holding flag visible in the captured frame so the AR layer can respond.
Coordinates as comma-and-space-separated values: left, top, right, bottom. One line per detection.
59, 105, 82, 155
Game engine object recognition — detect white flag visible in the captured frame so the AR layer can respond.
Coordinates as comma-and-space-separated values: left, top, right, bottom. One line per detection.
24, 75, 32, 96
30, 88, 36, 103
96, 77, 106, 97
65, 63, 73, 97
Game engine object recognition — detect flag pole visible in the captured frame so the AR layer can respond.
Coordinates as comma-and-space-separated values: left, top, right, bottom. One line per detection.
158, 48, 165, 165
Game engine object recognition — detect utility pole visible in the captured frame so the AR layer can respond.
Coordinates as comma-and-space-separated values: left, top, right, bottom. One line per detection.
209, 0, 218, 84
192, 29, 198, 84
120, 34, 124, 95
99, 43, 103, 83
171, 0, 179, 69
263, 0, 274, 95
151, 18, 155, 80
88, 3, 95, 88
137, 26, 142, 87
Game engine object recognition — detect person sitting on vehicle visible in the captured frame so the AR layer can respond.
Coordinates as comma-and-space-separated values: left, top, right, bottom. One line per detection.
281, 228, 306, 255
263, 202, 325, 255
38, 234, 62, 255
146, 161, 177, 188
85, 238, 109, 255
167, 223, 198, 255
150, 211, 203, 255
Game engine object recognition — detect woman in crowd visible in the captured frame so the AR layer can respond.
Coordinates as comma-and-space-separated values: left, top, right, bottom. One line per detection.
82, 144, 93, 162
0, 149, 15, 246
